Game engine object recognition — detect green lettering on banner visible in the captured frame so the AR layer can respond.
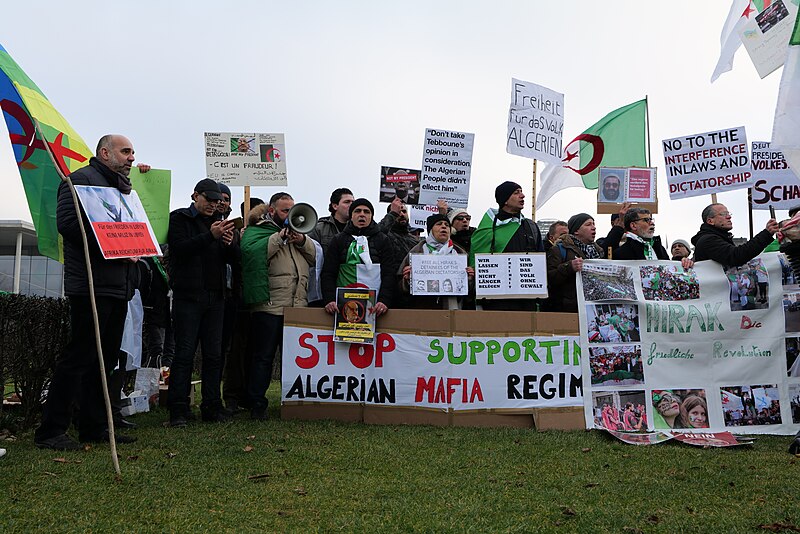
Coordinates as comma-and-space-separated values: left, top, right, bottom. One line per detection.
538, 340, 560, 364
522, 339, 540, 362
449, 342, 467, 364
705, 302, 723, 332
686, 305, 705, 333
469, 340, 485, 364
428, 339, 444, 363
504, 340, 521, 362
503, 341, 520, 362
668, 305, 685, 333
486, 340, 501, 364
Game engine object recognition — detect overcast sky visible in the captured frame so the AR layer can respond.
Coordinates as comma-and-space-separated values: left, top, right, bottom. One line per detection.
0, 1, 785, 243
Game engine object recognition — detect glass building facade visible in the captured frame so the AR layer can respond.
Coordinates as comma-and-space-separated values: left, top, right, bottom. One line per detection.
0, 220, 63, 298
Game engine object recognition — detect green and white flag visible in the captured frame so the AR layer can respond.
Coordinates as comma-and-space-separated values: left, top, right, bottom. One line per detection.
772, 8, 800, 172
536, 99, 647, 210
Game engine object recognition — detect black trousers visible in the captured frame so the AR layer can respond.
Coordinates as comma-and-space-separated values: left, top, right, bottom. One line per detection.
35, 296, 128, 441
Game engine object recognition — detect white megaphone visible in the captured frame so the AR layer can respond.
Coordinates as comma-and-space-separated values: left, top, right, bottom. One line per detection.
286, 202, 318, 234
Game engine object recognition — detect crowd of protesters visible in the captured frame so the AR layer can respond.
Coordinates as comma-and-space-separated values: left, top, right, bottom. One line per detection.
589, 347, 643, 385
32, 134, 786, 450
640, 265, 700, 301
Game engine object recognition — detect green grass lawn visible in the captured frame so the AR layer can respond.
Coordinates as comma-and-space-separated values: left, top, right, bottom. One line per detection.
1, 386, 799, 533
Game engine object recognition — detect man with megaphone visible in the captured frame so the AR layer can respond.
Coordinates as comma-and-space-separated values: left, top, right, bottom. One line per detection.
240, 192, 316, 420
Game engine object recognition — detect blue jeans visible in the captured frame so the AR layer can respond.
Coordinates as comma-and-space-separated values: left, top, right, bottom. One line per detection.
247, 312, 283, 411
169, 291, 225, 416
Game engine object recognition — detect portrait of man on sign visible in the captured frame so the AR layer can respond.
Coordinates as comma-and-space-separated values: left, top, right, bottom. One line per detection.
598, 168, 624, 203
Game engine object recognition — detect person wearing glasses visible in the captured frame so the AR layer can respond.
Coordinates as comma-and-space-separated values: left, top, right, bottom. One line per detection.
166, 178, 239, 427
614, 208, 693, 269
447, 207, 475, 253
691, 203, 778, 267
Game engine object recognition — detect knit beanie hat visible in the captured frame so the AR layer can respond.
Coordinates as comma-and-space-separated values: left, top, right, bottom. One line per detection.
448, 208, 469, 224
671, 239, 692, 251
217, 182, 231, 198
426, 214, 450, 232
495, 181, 521, 207
349, 198, 374, 217
568, 213, 594, 235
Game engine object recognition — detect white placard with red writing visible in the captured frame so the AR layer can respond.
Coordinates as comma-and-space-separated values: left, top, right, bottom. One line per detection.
75, 185, 161, 259
749, 141, 800, 210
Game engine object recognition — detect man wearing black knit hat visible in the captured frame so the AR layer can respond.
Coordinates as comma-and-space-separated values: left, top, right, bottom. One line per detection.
321, 198, 396, 317
471, 181, 543, 311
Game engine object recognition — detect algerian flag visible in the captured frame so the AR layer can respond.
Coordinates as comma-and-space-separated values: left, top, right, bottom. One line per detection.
470, 208, 521, 262
711, 0, 754, 83
536, 99, 647, 210
772, 8, 800, 172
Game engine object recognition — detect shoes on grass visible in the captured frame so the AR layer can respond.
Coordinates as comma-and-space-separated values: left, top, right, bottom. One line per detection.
201, 410, 233, 423
250, 408, 268, 421
35, 434, 82, 451
113, 417, 137, 429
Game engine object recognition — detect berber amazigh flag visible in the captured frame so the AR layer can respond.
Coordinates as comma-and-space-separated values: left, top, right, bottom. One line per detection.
535, 99, 648, 210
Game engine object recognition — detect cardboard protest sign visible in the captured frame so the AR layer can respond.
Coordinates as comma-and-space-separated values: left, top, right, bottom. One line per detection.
579, 255, 799, 436
663, 126, 751, 200
75, 186, 161, 259
334, 287, 376, 344
410, 254, 468, 296
475, 253, 547, 299
738, 0, 799, 79
205, 132, 287, 186
749, 141, 800, 210
506, 78, 564, 165
380, 166, 420, 204
419, 128, 474, 207
283, 326, 582, 410
129, 167, 170, 243
408, 204, 439, 230
597, 167, 658, 213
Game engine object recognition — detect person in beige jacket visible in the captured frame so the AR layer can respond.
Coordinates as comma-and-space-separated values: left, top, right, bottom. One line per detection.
241, 193, 315, 420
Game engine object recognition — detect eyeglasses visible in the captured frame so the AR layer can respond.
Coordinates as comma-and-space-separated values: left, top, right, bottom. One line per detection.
454, 216, 471, 221
715, 211, 732, 217
634, 217, 654, 223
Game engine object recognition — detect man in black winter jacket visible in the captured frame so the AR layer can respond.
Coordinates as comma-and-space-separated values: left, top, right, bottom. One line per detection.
691, 203, 778, 268
35, 134, 145, 450
614, 208, 693, 269
167, 178, 239, 427
322, 198, 395, 317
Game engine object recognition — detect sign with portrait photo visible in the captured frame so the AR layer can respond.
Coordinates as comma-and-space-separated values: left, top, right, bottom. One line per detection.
380, 166, 420, 204
410, 254, 468, 296
597, 167, 658, 213
334, 287, 376, 344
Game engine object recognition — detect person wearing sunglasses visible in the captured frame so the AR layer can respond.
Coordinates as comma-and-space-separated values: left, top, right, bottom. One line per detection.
614, 208, 693, 269
692, 203, 778, 268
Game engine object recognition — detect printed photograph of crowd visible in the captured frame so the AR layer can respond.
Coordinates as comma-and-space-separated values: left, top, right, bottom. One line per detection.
651, 389, 709, 430
592, 390, 647, 431
581, 263, 637, 302
790, 384, 800, 424
779, 253, 798, 289
586, 304, 640, 344
783, 292, 800, 333
721, 384, 782, 427
639, 265, 700, 301
725, 259, 770, 312
589, 345, 644, 386
786, 337, 800, 377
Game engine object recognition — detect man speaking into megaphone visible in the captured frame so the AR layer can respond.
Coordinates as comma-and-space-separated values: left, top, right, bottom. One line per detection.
240, 192, 316, 420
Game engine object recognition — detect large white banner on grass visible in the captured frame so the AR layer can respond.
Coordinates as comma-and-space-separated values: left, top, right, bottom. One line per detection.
282, 328, 582, 409
577, 254, 799, 435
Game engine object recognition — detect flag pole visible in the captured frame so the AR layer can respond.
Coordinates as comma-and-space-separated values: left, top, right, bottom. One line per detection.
747, 188, 754, 239
531, 159, 537, 222
244, 185, 251, 226
36, 121, 121, 477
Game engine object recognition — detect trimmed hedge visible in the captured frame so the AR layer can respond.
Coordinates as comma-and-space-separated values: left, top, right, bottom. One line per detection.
0, 293, 70, 427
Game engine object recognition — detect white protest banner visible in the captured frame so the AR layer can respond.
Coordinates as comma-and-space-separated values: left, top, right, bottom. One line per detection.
578, 255, 799, 435
75, 186, 161, 259
475, 253, 548, 299
282, 327, 582, 409
205, 132, 287, 186
410, 254, 468, 296
506, 78, 564, 165
408, 204, 440, 230
749, 141, 800, 210
419, 128, 474, 207
738, 0, 799, 79
663, 126, 751, 200
379, 166, 420, 204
